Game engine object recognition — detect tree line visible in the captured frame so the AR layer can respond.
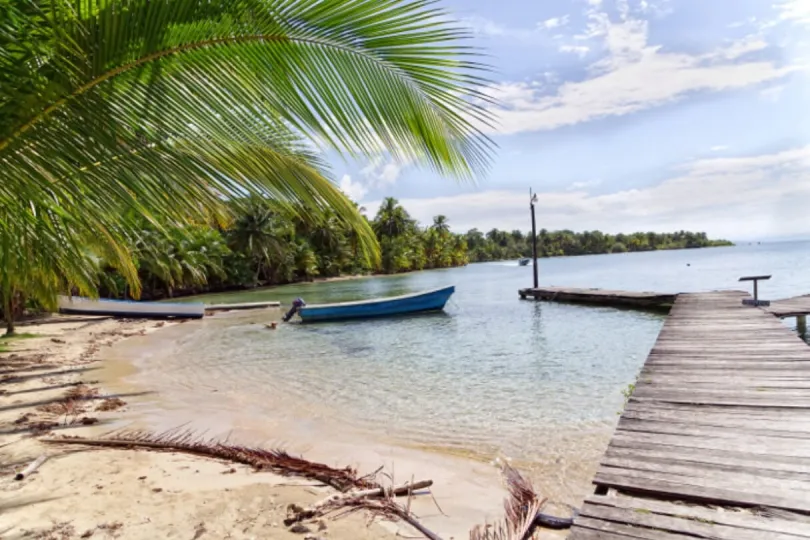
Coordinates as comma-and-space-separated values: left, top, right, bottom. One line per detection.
93, 196, 469, 301
465, 228, 733, 262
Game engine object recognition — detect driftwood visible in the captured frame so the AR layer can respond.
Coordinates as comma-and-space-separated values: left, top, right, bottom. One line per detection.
285, 479, 433, 525
15, 454, 47, 481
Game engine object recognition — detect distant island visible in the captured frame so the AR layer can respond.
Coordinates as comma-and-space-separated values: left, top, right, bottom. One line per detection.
89, 196, 732, 301
465, 228, 734, 263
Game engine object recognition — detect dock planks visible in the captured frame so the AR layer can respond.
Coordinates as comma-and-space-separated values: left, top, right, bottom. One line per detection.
767, 294, 810, 318
569, 291, 810, 539
518, 286, 676, 310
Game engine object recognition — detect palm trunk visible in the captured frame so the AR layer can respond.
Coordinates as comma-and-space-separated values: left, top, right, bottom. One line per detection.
4, 294, 15, 336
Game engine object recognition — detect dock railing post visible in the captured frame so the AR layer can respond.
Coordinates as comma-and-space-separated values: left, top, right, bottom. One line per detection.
739, 275, 772, 307
530, 189, 539, 289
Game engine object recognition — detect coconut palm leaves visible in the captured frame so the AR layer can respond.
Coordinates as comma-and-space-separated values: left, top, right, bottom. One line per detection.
0, 0, 495, 323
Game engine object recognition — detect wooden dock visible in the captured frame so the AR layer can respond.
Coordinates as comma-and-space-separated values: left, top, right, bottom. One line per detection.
518, 287, 677, 310
206, 301, 281, 312
569, 290, 810, 539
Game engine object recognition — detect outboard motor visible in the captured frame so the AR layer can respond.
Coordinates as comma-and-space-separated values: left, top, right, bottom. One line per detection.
282, 297, 306, 322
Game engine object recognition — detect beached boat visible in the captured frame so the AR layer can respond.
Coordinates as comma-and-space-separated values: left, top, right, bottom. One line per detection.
518, 257, 531, 266
57, 295, 205, 319
294, 286, 455, 323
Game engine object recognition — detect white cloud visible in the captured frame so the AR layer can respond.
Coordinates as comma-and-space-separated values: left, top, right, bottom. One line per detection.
541, 15, 570, 29
338, 174, 368, 201
364, 146, 810, 239
777, 0, 810, 26
483, 8, 799, 135
361, 157, 403, 186
709, 145, 730, 152
559, 44, 591, 57
760, 84, 786, 101
568, 179, 603, 191
336, 157, 406, 203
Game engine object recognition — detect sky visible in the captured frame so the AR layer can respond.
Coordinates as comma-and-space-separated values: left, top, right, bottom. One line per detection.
331, 0, 810, 241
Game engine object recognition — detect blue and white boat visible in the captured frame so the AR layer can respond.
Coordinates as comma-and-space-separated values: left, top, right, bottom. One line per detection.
57, 295, 205, 319
293, 286, 455, 323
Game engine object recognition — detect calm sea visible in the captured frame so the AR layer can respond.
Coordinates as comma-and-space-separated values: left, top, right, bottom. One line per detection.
110, 241, 810, 505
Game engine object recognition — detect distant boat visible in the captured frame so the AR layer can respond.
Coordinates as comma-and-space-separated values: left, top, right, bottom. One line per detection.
518, 258, 531, 266
295, 286, 455, 323
57, 295, 205, 319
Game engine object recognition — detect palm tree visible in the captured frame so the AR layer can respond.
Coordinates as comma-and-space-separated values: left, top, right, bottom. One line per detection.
431, 215, 451, 236
227, 199, 293, 285
0, 0, 495, 330
372, 198, 413, 239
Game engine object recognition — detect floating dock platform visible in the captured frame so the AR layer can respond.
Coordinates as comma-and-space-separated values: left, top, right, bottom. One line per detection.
518, 287, 677, 311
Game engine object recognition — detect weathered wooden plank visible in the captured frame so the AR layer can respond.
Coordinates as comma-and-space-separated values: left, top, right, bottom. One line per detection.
605, 445, 810, 474
593, 470, 810, 513
582, 495, 810, 538
572, 515, 689, 540
610, 431, 810, 457
601, 454, 810, 484
579, 503, 810, 540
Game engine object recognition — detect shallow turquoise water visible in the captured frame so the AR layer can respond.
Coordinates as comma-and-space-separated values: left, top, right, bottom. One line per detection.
122, 241, 810, 503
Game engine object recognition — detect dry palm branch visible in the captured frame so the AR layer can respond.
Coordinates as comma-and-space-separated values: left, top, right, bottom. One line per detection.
469, 464, 548, 540
43, 429, 443, 537
42, 428, 376, 492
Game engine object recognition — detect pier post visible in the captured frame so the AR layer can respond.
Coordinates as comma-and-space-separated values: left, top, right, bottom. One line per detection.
530, 189, 539, 289
798, 315, 807, 339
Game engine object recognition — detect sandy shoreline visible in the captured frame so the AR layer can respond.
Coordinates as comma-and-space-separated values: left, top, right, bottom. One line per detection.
0, 317, 402, 540
0, 315, 571, 540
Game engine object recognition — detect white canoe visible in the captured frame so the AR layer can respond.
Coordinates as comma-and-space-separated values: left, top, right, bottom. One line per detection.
57, 295, 204, 319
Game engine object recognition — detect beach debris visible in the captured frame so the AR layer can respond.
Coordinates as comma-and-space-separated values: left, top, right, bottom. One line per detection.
14, 454, 48, 481
40, 429, 376, 492
51, 338, 66, 344
96, 397, 126, 412
21, 521, 74, 539
284, 479, 433, 525
192, 522, 207, 540
289, 523, 311, 534
469, 464, 547, 540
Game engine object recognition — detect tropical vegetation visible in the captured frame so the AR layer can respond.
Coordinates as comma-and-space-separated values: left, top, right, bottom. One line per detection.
464, 228, 733, 262
93, 196, 469, 300
0, 0, 495, 333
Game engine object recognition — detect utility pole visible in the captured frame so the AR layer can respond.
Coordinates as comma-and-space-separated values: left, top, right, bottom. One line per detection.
530, 189, 539, 288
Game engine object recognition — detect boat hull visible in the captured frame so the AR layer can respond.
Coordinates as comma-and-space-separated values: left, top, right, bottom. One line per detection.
518, 258, 530, 266
57, 296, 205, 319
298, 286, 455, 323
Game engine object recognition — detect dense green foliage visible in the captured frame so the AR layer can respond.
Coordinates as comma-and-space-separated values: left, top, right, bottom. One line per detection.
98, 197, 469, 300
464, 228, 733, 262
0, 0, 494, 332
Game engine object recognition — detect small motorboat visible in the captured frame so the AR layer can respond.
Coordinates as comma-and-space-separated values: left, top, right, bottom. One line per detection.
518, 258, 531, 266
57, 295, 205, 319
284, 286, 455, 323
